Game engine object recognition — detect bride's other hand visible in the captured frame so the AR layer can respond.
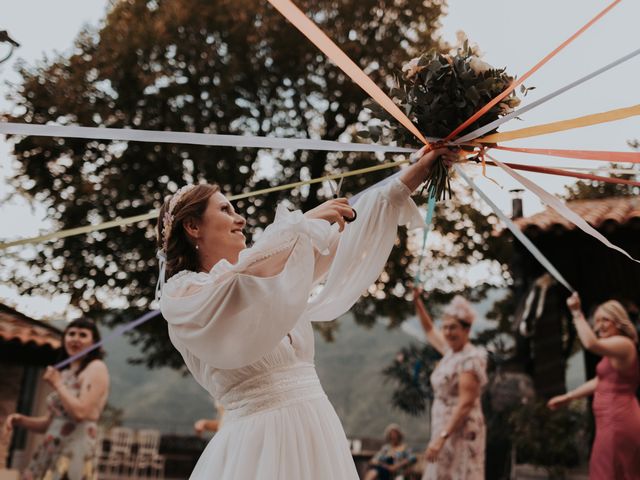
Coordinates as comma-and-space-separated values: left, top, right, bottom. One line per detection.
305, 198, 356, 232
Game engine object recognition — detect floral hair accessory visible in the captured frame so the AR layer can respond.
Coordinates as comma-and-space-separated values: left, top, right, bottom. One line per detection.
156, 184, 197, 302
160, 184, 198, 254
443, 295, 476, 326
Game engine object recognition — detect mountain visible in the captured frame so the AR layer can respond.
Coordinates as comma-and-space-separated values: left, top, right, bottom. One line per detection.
104, 287, 580, 447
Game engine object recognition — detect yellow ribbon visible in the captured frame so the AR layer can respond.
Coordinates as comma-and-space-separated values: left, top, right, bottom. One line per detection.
478, 104, 640, 144
0, 159, 410, 250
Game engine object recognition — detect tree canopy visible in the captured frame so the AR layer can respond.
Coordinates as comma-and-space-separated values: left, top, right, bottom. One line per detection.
4, 0, 519, 368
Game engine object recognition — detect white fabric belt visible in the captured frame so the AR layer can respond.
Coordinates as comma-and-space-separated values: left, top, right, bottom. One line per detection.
219, 364, 326, 421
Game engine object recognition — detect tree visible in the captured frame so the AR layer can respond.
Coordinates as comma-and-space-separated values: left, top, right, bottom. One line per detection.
563, 163, 639, 200
4, 0, 458, 367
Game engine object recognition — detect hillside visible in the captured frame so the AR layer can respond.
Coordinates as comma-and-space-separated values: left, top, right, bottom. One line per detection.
103, 289, 516, 445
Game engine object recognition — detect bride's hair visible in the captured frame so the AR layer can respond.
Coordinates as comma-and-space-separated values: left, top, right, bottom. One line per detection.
156, 184, 220, 279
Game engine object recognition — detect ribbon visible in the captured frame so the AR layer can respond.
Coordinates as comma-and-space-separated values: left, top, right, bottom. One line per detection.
0, 122, 415, 153
478, 104, 640, 144
413, 189, 437, 285
553, 167, 640, 175
155, 251, 167, 302
489, 155, 640, 263
482, 160, 640, 187
454, 47, 640, 144
0, 157, 414, 250
445, 0, 622, 141
455, 165, 574, 292
266, 0, 429, 146
54, 310, 161, 370
492, 145, 640, 163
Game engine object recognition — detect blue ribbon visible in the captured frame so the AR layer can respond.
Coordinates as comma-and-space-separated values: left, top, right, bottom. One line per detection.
413, 189, 437, 286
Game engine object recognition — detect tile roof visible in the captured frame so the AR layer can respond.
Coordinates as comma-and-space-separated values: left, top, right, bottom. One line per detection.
0, 304, 62, 350
515, 196, 640, 233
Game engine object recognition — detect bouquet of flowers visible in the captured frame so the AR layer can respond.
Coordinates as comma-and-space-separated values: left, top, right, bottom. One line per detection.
362, 40, 527, 200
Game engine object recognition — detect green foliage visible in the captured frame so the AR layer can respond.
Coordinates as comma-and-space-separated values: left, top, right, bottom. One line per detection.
510, 400, 588, 478
563, 162, 639, 200
99, 403, 124, 431
382, 343, 441, 415
364, 44, 521, 200
3, 0, 450, 367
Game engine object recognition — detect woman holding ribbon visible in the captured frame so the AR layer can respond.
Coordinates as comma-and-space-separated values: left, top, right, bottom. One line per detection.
155, 145, 457, 479
548, 293, 640, 479
413, 288, 487, 480
4, 318, 110, 480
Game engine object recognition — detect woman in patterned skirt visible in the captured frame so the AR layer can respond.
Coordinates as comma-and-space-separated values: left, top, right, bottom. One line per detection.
413, 288, 487, 480
4, 318, 110, 480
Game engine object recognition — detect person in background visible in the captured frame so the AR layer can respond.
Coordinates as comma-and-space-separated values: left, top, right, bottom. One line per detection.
193, 400, 225, 436
4, 318, 110, 480
413, 288, 487, 480
364, 424, 416, 480
548, 293, 640, 479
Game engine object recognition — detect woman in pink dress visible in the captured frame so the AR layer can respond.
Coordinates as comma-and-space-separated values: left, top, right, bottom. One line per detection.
548, 293, 640, 479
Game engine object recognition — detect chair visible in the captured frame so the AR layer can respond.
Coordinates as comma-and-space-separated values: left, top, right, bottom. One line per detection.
132, 429, 165, 479
100, 427, 135, 479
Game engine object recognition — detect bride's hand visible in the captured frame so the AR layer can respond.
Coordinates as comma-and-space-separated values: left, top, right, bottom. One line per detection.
411, 145, 460, 171
402, 146, 460, 192
304, 198, 356, 232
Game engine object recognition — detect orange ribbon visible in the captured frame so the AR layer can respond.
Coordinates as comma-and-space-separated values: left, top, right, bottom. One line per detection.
484, 160, 640, 187
445, 0, 622, 141
492, 146, 640, 163
267, 0, 429, 147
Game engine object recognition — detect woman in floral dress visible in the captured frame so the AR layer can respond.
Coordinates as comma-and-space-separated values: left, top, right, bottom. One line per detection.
4, 318, 110, 480
413, 289, 487, 480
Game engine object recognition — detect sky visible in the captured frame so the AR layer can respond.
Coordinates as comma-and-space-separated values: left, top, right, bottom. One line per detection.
0, 0, 638, 316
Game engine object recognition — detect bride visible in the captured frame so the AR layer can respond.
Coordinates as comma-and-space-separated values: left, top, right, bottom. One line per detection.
157, 146, 456, 479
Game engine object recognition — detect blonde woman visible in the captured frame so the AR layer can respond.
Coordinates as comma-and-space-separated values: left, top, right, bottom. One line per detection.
548, 293, 640, 479
413, 289, 487, 480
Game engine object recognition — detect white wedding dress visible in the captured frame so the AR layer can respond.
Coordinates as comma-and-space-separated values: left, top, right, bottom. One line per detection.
160, 177, 424, 479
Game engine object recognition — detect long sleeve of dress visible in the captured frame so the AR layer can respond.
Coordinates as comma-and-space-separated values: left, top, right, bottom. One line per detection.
303, 177, 424, 322
161, 204, 335, 370
161, 176, 424, 370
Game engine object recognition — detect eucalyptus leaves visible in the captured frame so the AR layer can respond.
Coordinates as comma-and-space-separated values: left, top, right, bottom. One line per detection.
362, 42, 527, 200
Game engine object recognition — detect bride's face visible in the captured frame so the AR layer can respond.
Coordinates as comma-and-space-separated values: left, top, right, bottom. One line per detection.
198, 192, 246, 262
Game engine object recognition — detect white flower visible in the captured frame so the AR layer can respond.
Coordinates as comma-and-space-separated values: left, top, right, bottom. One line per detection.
402, 57, 424, 79
468, 56, 493, 74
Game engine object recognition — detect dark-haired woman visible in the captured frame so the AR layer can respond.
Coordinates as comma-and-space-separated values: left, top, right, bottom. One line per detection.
4, 318, 110, 480
156, 146, 458, 479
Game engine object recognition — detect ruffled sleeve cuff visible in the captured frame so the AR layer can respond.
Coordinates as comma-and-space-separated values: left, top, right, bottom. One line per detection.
267, 203, 334, 255
208, 202, 334, 278
381, 177, 426, 230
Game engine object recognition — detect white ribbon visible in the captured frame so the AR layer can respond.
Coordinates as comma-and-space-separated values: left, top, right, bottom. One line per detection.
0, 122, 415, 153
454, 47, 640, 144
455, 165, 574, 292
490, 156, 640, 264
155, 250, 167, 302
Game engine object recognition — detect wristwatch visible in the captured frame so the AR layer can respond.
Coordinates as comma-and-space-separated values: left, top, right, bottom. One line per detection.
439, 430, 449, 440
